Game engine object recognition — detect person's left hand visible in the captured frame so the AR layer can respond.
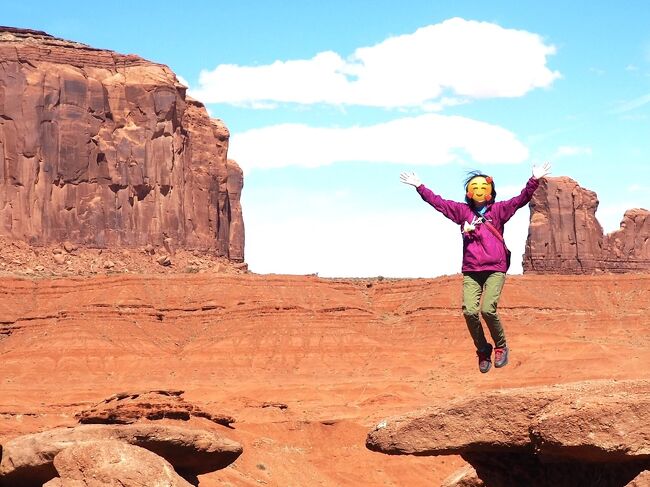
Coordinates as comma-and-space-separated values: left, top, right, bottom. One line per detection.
400, 171, 422, 187
532, 161, 552, 180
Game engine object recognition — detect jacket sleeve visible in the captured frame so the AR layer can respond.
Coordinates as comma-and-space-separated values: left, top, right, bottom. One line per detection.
416, 184, 467, 225
493, 176, 540, 224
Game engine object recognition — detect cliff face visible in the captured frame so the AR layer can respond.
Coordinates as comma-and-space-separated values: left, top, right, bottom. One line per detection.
523, 177, 649, 273
0, 27, 244, 260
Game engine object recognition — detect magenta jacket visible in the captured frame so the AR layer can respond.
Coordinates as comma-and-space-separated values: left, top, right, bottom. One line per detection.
416, 177, 540, 273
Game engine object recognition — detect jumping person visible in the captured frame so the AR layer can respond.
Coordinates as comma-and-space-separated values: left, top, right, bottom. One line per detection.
399, 163, 551, 373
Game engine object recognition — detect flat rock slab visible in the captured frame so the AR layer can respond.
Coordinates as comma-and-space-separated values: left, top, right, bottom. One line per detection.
367, 379, 650, 462
0, 423, 242, 486
531, 390, 650, 462
367, 388, 561, 455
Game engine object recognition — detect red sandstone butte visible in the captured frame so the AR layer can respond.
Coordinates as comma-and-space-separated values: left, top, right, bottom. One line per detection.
0, 27, 244, 260
523, 176, 650, 273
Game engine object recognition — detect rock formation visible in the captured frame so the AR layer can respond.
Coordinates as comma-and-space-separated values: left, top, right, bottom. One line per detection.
0, 26, 244, 261
1, 272, 649, 485
0, 423, 243, 486
45, 440, 193, 487
75, 390, 235, 427
523, 177, 650, 273
366, 380, 650, 487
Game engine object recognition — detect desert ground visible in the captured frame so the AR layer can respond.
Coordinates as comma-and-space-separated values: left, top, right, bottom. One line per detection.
1, 267, 648, 486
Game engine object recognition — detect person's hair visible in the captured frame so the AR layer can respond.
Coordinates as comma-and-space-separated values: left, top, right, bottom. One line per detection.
463, 170, 497, 205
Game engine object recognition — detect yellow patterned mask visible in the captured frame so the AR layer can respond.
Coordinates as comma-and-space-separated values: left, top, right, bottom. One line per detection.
466, 176, 494, 203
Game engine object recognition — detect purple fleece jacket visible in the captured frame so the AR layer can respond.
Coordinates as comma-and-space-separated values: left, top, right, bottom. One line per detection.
416, 177, 540, 273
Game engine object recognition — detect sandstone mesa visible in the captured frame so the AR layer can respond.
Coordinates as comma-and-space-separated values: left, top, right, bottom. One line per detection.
0, 26, 243, 260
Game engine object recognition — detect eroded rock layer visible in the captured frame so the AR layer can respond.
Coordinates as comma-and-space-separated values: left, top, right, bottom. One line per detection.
0, 27, 244, 260
523, 177, 649, 273
75, 390, 235, 426
1, 273, 649, 486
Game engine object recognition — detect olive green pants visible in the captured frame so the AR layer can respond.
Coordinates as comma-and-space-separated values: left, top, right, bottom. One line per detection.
462, 271, 507, 350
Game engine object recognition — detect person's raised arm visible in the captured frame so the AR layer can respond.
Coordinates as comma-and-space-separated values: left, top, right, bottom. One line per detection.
400, 171, 466, 224
494, 162, 552, 223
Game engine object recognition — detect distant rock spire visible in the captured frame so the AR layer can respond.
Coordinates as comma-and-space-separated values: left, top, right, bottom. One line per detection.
523, 176, 649, 273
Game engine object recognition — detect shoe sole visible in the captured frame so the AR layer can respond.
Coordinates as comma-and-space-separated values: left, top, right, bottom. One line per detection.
479, 363, 492, 373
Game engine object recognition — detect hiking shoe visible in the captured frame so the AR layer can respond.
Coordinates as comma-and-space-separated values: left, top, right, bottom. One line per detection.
476, 344, 493, 373
494, 346, 509, 368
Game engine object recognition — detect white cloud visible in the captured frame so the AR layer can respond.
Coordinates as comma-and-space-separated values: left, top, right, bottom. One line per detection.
244, 197, 533, 278
421, 96, 470, 112
245, 207, 463, 278
242, 170, 538, 278
619, 113, 648, 121
503, 207, 531, 275
554, 146, 593, 158
613, 92, 650, 113
496, 184, 527, 199
229, 113, 529, 172
190, 18, 559, 108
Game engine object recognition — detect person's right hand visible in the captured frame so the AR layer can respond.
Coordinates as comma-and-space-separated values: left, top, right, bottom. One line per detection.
532, 161, 552, 180
400, 171, 421, 187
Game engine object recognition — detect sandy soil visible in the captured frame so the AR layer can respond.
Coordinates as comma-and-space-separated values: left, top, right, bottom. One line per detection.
0, 265, 648, 486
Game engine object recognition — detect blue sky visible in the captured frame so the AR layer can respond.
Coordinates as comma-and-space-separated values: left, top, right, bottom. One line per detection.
5, 1, 650, 277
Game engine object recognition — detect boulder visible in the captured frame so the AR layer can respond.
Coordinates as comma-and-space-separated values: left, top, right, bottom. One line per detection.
50, 440, 192, 486
0, 423, 242, 486
367, 380, 650, 487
